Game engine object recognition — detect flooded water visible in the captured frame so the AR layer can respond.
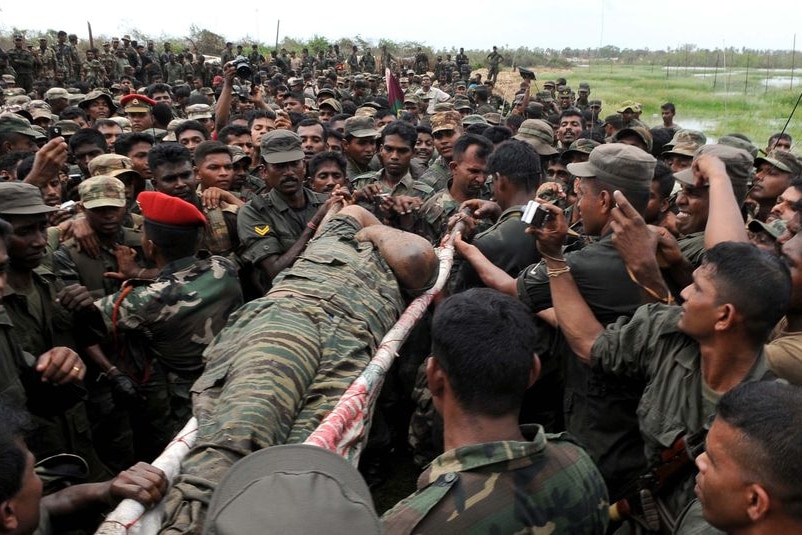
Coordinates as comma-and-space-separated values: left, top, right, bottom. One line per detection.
763, 76, 801, 88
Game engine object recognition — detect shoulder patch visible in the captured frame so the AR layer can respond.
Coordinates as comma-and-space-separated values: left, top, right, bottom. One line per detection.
254, 225, 271, 236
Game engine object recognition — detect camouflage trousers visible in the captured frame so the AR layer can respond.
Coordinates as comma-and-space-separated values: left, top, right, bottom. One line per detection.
160, 295, 379, 534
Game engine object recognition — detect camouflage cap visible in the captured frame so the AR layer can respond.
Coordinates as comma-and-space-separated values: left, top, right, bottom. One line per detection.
186, 103, 213, 120
462, 114, 488, 126
483, 112, 501, 126
748, 218, 787, 240
557, 87, 573, 97
578, 82, 590, 91
674, 144, 753, 204
29, 107, 52, 121
535, 91, 553, 103
87, 153, 140, 179
588, 99, 602, 107
430, 111, 463, 133
229, 145, 250, 164
514, 119, 558, 156
543, 80, 556, 88
79, 90, 115, 111
317, 87, 337, 99
613, 126, 653, 152
403, 94, 420, 104
662, 142, 699, 158
0, 113, 41, 138
163, 119, 187, 142
205, 444, 380, 535
754, 150, 802, 179
561, 138, 601, 164
79, 176, 127, 209
319, 98, 343, 113
354, 106, 377, 118
109, 116, 133, 132
1, 74, 16, 84
261, 130, 305, 164
6, 95, 31, 107
432, 102, 455, 112
344, 116, 379, 138
200, 87, 215, 95
453, 99, 472, 111
666, 129, 706, 149
0, 182, 58, 215
122, 35, 131, 41
616, 100, 639, 113
567, 143, 656, 193
717, 135, 758, 159
44, 87, 70, 101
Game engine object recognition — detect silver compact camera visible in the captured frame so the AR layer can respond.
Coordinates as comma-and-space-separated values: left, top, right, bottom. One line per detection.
521, 200, 549, 228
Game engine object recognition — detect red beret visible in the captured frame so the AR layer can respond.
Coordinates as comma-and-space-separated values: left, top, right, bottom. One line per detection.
137, 191, 206, 227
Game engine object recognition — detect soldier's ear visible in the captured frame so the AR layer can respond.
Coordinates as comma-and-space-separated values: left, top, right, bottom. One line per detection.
528, 354, 541, 387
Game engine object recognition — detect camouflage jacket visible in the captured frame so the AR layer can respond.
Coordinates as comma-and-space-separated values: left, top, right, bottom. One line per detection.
382, 424, 609, 534
418, 156, 451, 193
95, 253, 243, 374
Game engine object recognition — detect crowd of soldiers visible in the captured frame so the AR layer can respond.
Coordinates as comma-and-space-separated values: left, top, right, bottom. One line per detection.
1, 29, 802, 535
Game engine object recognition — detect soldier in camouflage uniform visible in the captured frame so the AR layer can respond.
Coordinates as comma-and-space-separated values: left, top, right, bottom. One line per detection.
34, 37, 57, 81
161, 204, 439, 533
486, 46, 504, 84
382, 289, 608, 534
359, 48, 376, 74
7, 34, 34, 92
94, 191, 243, 459
82, 49, 107, 88
53, 31, 73, 81
99, 43, 120, 82
419, 111, 464, 192
68, 34, 82, 80
416, 134, 493, 245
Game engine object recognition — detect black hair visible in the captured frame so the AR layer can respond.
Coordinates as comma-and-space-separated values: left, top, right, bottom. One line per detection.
218, 124, 251, 143
114, 132, 155, 157
416, 125, 433, 137
93, 118, 122, 131
144, 221, 199, 261
15, 155, 35, 182
660, 102, 676, 113
147, 141, 191, 171
559, 108, 583, 122
381, 120, 417, 149
0, 151, 30, 177
296, 118, 328, 142
486, 139, 541, 193
716, 381, 802, 521
452, 133, 493, 163
481, 125, 513, 145
704, 242, 791, 344
146, 83, 172, 98
652, 160, 675, 200
374, 109, 395, 121
505, 114, 525, 131
245, 109, 276, 129
68, 128, 107, 153
193, 140, 232, 166
173, 84, 191, 99
431, 288, 539, 416
59, 106, 88, 122
308, 151, 347, 177
174, 120, 210, 142
0, 400, 31, 503
465, 123, 487, 135
152, 102, 174, 127
649, 127, 674, 157
329, 113, 352, 125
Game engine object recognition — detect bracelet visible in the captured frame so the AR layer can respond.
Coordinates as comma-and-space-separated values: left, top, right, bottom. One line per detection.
307, 221, 317, 231
541, 252, 567, 263
99, 366, 120, 381
625, 266, 675, 305
547, 265, 572, 278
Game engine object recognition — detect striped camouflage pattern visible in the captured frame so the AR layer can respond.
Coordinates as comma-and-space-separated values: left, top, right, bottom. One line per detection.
160, 215, 406, 533
382, 425, 610, 534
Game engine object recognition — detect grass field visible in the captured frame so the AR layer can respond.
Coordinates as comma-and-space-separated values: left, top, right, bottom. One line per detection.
485, 64, 802, 149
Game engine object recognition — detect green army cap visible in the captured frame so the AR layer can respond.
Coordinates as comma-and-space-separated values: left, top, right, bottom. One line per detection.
674, 144, 753, 204
717, 135, 759, 159
261, 130, 305, 164
79, 176, 127, 209
317, 87, 337, 99
186, 103, 213, 121
557, 87, 572, 97
754, 150, 802, 179
613, 126, 653, 152
514, 119, 558, 157
453, 99, 472, 111
602, 114, 624, 130
561, 139, 601, 164
6, 95, 31, 107
462, 114, 488, 126
748, 218, 787, 240
535, 91, 553, 103
567, 143, 656, 193
354, 106, 377, 118
0, 113, 41, 139
403, 94, 420, 104
79, 90, 115, 112
543, 80, 556, 89
53, 120, 81, 137
0, 182, 58, 215
432, 102, 455, 112
205, 444, 380, 535
44, 87, 70, 101
588, 99, 602, 107
578, 82, 590, 91
163, 119, 187, 142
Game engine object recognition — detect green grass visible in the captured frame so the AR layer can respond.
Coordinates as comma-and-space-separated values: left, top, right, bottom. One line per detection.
515, 64, 802, 147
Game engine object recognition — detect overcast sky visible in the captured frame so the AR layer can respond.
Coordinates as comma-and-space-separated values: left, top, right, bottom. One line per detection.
2, 0, 800, 52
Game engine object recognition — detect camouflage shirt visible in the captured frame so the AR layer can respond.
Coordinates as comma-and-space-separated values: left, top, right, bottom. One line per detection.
419, 156, 451, 193
382, 424, 609, 534
95, 253, 243, 374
